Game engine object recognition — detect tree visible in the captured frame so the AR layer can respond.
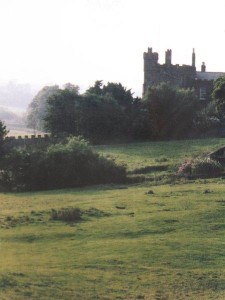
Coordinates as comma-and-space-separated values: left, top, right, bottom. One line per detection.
0, 120, 8, 152
86, 80, 103, 95
212, 75, 225, 117
144, 83, 199, 139
87, 81, 134, 108
63, 83, 79, 93
78, 93, 126, 143
44, 88, 81, 136
86, 81, 139, 141
193, 101, 221, 134
26, 85, 59, 131
102, 82, 134, 108
26, 83, 79, 132
42, 80, 156, 143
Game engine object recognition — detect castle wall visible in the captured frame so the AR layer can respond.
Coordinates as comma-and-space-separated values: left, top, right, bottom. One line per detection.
3, 134, 55, 150
143, 47, 223, 102
157, 64, 196, 89
143, 48, 196, 95
194, 80, 214, 101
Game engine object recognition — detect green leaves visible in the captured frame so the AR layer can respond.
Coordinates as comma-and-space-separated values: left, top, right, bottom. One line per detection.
144, 83, 199, 139
212, 76, 225, 117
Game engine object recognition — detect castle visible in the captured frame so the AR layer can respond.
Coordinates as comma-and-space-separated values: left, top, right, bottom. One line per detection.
143, 47, 225, 101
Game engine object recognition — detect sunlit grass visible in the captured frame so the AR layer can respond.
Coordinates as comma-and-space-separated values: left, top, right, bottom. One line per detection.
95, 138, 225, 172
1, 181, 225, 298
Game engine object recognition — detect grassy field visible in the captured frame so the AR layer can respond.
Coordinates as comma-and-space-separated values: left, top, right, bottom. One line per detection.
95, 138, 225, 172
1, 138, 225, 299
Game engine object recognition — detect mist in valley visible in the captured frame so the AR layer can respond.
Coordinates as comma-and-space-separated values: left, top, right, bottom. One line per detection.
0, 81, 39, 135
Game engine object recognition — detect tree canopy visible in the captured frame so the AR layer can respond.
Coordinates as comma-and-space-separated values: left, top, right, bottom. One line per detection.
26, 80, 220, 143
26, 85, 59, 131
41, 81, 139, 143
212, 76, 225, 117
143, 83, 199, 139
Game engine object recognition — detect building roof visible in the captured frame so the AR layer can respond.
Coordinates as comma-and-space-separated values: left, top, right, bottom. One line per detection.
196, 71, 225, 81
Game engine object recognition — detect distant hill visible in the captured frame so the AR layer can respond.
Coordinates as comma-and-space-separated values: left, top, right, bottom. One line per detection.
0, 81, 37, 110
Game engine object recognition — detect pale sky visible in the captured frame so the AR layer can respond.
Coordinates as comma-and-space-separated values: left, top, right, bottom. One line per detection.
0, 0, 224, 96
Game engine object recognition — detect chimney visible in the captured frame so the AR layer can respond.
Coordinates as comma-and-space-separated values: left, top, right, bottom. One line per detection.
201, 62, 206, 72
165, 49, 172, 65
192, 48, 195, 67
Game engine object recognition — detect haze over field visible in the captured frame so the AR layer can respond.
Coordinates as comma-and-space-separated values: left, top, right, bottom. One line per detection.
0, 0, 224, 115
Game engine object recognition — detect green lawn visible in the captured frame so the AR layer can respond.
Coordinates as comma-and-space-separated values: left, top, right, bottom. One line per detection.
1, 138, 225, 299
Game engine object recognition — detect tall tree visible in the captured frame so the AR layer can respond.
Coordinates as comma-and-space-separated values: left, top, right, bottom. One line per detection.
144, 83, 199, 139
26, 85, 59, 131
86, 80, 103, 95
87, 81, 134, 108
78, 93, 126, 143
0, 120, 8, 154
44, 88, 81, 136
102, 82, 134, 108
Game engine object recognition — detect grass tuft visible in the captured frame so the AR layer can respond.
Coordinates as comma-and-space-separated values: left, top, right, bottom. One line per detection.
50, 208, 82, 223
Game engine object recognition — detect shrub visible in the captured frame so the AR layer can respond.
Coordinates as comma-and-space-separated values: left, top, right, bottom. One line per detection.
0, 136, 126, 191
178, 157, 223, 178
51, 208, 82, 222
155, 156, 168, 163
177, 161, 192, 176
192, 157, 223, 176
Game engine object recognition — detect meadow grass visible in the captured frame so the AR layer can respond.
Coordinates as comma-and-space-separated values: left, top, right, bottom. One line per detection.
95, 138, 225, 172
1, 138, 225, 299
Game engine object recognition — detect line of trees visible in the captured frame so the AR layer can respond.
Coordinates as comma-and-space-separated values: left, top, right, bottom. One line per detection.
26, 77, 225, 144
0, 77, 224, 191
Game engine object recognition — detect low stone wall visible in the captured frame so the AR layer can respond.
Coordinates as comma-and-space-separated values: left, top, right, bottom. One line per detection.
4, 134, 54, 149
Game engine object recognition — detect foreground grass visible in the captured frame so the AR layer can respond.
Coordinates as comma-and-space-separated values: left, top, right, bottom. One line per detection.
1, 181, 225, 299
1, 138, 225, 299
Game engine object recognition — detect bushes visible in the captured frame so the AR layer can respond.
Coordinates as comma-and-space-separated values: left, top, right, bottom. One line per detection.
178, 157, 223, 177
192, 157, 223, 176
177, 161, 192, 176
0, 136, 126, 191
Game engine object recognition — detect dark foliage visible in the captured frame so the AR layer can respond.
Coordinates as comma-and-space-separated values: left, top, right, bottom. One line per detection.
26, 80, 224, 144
212, 76, 225, 118
0, 120, 8, 151
0, 137, 126, 191
143, 83, 199, 139
193, 102, 221, 135
44, 89, 82, 136
44, 81, 143, 143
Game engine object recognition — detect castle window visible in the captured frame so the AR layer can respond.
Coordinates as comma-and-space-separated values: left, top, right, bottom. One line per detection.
200, 87, 206, 100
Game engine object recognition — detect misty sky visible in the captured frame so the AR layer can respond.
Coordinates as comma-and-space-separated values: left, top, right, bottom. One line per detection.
0, 0, 224, 96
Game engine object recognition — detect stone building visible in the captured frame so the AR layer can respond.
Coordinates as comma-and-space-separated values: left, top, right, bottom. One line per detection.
143, 47, 225, 101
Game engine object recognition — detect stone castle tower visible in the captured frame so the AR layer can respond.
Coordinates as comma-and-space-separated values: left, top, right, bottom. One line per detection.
143, 47, 225, 101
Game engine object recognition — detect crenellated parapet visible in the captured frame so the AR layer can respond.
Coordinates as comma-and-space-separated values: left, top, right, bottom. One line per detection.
3, 134, 54, 149
143, 46, 225, 101
143, 47, 197, 97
